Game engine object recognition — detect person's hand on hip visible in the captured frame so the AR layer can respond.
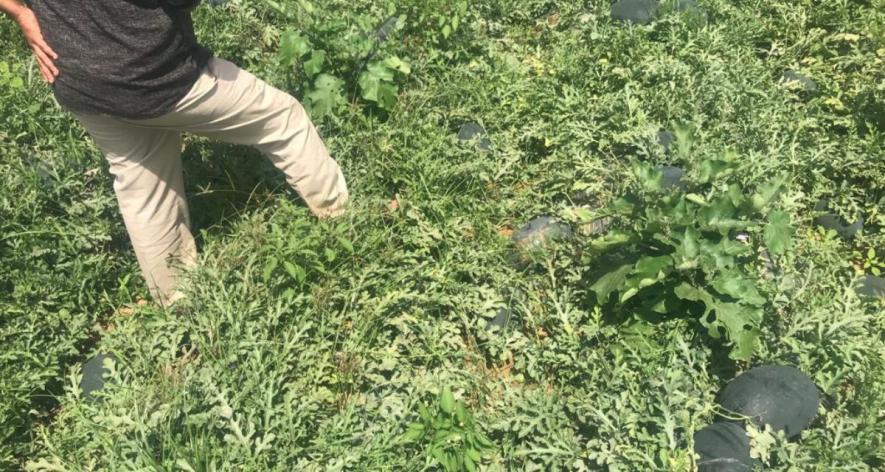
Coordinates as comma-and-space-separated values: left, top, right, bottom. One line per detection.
13, 5, 59, 83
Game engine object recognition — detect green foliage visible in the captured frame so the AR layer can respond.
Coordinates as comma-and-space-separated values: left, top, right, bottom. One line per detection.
0, 60, 23, 91
1, 0, 883, 470
402, 386, 494, 472
582, 155, 793, 360
273, 1, 419, 117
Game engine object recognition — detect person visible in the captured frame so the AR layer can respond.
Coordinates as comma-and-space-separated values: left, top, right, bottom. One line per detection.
0, 0, 350, 305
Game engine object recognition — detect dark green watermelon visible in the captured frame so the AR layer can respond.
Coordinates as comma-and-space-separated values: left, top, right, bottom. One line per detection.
674, 0, 698, 11
458, 122, 492, 151
657, 130, 675, 152
783, 70, 818, 93
717, 365, 819, 438
376, 16, 400, 42
611, 0, 658, 24
486, 307, 513, 331
80, 353, 117, 401
512, 216, 573, 250
693, 422, 754, 472
857, 275, 885, 299
657, 165, 686, 190
814, 213, 864, 239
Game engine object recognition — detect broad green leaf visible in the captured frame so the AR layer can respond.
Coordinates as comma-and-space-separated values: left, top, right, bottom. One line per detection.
674, 227, 699, 268
622, 255, 674, 300
727, 183, 747, 207
697, 159, 733, 183
719, 237, 753, 256
620, 287, 640, 303
590, 230, 634, 251
610, 197, 637, 216
674, 283, 715, 307
730, 324, 760, 361
359, 62, 402, 109
699, 238, 748, 270
324, 247, 337, 262
402, 422, 425, 442
305, 74, 345, 118
672, 123, 695, 159
337, 236, 354, 254
710, 302, 761, 361
590, 264, 632, 302
262, 256, 278, 282
764, 210, 793, 255
633, 255, 673, 278
675, 284, 760, 359
712, 271, 766, 306
374, 82, 399, 110
751, 172, 790, 210
633, 162, 664, 192
283, 261, 306, 283
279, 30, 311, 65
701, 196, 744, 233
431, 447, 447, 467
418, 404, 431, 421
440, 386, 455, 414
685, 193, 708, 206
303, 49, 325, 78
383, 56, 411, 74
639, 290, 683, 316
455, 402, 468, 424
364, 61, 395, 82
464, 455, 476, 472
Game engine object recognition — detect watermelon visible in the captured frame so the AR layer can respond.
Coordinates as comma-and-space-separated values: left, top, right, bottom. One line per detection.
674, 0, 698, 11
657, 165, 686, 190
717, 365, 820, 438
512, 216, 573, 250
458, 122, 492, 151
486, 307, 513, 331
814, 213, 864, 239
783, 70, 817, 93
857, 275, 885, 299
376, 16, 400, 42
657, 130, 675, 152
611, 0, 658, 24
693, 422, 754, 472
80, 353, 117, 401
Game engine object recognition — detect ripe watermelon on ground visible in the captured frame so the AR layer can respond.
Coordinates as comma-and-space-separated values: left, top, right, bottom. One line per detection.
458, 122, 492, 151
657, 130, 675, 152
611, 0, 659, 24
783, 70, 818, 93
79, 353, 117, 401
657, 165, 686, 190
717, 365, 820, 438
512, 216, 573, 250
693, 422, 755, 472
814, 213, 864, 239
857, 275, 885, 299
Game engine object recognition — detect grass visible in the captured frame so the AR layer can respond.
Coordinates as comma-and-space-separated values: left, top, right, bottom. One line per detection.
1, 0, 883, 470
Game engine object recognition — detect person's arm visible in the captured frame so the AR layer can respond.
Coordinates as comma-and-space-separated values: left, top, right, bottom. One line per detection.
0, 0, 59, 84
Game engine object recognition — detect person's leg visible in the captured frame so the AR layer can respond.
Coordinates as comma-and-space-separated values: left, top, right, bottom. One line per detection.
73, 112, 195, 305
131, 57, 349, 218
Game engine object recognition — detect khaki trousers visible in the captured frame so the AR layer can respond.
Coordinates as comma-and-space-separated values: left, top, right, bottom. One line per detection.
73, 57, 349, 305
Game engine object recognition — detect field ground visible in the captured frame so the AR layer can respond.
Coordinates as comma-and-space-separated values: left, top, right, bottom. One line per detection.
1, 0, 883, 470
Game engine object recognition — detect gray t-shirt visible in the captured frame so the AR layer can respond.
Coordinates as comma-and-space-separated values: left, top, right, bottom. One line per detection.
27, 0, 211, 119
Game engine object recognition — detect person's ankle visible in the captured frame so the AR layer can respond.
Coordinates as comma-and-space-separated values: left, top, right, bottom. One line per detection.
315, 191, 350, 219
